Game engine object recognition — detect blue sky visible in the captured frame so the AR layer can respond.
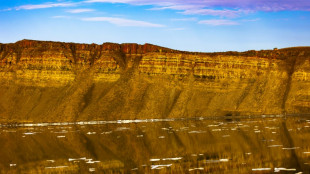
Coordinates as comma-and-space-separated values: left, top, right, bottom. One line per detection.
0, 0, 310, 52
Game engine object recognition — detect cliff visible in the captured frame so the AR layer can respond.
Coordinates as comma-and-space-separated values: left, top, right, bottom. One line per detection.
0, 40, 310, 123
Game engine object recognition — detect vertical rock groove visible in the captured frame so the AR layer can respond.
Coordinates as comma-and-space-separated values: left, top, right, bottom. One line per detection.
281, 56, 297, 113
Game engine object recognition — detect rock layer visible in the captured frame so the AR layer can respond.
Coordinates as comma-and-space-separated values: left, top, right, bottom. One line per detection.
0, 40, 310, 122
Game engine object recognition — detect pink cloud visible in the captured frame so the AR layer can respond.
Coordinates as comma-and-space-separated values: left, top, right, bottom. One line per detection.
15, 2, 76, 10
11, 0, 310, 16
181, 9, 245, 18
198, 19, 239, 26
81, 16, 165, 27
66, 8, 94, 13
85, 0, 310, 12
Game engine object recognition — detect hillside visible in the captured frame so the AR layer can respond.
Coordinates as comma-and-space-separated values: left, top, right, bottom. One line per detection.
0, 40, 310, 123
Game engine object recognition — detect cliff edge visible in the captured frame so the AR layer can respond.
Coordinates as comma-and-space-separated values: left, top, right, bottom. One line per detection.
1, 40, 310, 123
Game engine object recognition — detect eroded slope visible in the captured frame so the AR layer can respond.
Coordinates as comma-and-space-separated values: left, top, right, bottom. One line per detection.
0, 40, 310, 122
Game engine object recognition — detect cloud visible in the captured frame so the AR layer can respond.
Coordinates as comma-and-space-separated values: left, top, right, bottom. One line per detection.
0, 8, 13, 12
181, 9, 247, 18
8, 0, 310, 16
171, 17, 197, 21
81, 17, 165, 27
148, 3, 251, 18
241, 18, 260, 22
149, 4, 204, 11
83, 0, 310, 12
198, 19, 239, 26
15, 2, 76, 10
67, 8, 94, 13
85, 0, 134, 3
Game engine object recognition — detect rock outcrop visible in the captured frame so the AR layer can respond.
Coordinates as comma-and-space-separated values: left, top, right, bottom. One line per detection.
0, 40, 310, 122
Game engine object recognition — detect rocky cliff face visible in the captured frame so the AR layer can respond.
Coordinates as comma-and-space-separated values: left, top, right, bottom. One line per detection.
0, 40, 310, 123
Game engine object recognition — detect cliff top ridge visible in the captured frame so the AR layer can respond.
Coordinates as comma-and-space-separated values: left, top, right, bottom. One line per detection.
1, 39, 310, 58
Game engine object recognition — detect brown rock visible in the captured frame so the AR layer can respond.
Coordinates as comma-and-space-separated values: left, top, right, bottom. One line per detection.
0, 40, 310, 123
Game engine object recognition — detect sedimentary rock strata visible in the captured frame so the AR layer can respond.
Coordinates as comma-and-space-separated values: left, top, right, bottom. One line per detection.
0, 40, 309, 122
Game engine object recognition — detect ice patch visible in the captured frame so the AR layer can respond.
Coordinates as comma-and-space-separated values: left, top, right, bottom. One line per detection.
101, 131, 112, 135
262, 139, 274, 142
162, 157, 182, 161
115, 127, 130, 131
265, 127, 278, 130
9, 164, 16, 167
188, 131, 205, 134
158, 136, 165, 139
53, 130, 68, 133
89, 168, 95, 172
150, 159, 160, 162
205, 159, 229, 163
57, 136, 65, 138
252, 168, 271, 171
282, 147, 299, 150
68, 157, 91, 162
4, 118, 177, 128
69, 158, 77, 162
208, 125, 219, 127
87, 132, 96, 135
274, 168, 296, 172
151, 164, 172, 170
189, 167, 204, 171
45, 166, 68, 169
212, 129, 221, 132
268, 145, 283, 148
85, 159, 100, 164
219, 159, 229, 162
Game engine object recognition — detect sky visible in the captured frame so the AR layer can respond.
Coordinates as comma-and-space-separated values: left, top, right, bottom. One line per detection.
0, 0, 310, 52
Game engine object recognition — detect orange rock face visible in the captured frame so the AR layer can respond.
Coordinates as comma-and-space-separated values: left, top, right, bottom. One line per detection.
0, 40, 310, 123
